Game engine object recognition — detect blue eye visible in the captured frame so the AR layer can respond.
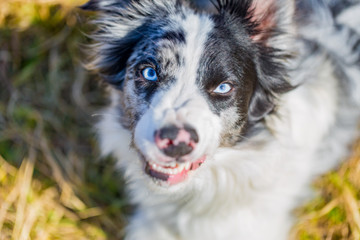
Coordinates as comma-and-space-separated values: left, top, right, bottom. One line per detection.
213, 83, 233, 94
142, 67, 158, 81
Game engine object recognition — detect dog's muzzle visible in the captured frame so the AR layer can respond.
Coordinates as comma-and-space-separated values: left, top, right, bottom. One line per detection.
144, 124, 206, 185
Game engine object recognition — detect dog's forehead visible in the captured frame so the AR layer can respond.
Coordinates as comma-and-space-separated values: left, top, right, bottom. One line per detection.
148, 12, 252, 88
124, 11, 219, 107
134, 12, 215, 76
130, 10, 255, 112
172, 13, 214, 83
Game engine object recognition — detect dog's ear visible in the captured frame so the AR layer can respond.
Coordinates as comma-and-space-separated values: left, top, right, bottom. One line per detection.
216, 0, 295, 122
80, 0, 178, 89
250, 0, 295, 122
249, 0, 295, 44
215, 0, 295, 43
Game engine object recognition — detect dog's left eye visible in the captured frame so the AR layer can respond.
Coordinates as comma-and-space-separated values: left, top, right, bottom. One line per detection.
142, 67, 158, 81
213, 83, 233, 94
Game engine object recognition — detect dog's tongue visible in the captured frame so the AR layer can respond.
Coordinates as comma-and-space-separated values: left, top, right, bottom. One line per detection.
146, 165, 187, 185
147, 156, 206, 185
167, 168, 188, 185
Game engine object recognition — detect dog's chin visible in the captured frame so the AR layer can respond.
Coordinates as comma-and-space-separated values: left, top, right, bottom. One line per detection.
141, 155, 207, 186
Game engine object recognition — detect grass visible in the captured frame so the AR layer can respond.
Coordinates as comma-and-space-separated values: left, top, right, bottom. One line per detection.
290, 139, 360, 240
0, 0, 128, 239
0, 1, 359, 239
0, 155, 106, 240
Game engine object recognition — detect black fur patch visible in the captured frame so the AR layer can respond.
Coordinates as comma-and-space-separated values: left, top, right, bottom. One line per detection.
94, 23, 157, 89
327, 0, 359, 17
94, 22, 186, 93
197, 0, 294, 144
83, 0, 295, 144
198, 23, 256, 116
161, 31, 186, 44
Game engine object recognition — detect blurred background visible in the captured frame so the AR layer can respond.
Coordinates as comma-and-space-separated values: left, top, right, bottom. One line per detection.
0, 0, 359, 239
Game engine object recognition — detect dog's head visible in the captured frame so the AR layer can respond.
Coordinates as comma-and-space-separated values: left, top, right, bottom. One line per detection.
82, 0, 294, 187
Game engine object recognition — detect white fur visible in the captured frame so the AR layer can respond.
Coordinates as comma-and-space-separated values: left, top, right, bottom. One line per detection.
337, 4, 360, 33
133, 13, 220, 167
95, 4, 360, 240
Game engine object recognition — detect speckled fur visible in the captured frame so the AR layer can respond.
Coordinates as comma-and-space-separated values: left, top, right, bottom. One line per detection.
82, 0, 360, 239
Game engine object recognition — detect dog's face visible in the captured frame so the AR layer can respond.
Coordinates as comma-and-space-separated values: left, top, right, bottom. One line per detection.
83, 0, 293, 187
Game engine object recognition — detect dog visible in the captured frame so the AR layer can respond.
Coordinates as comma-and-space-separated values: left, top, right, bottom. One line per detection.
80, 0, 360, 239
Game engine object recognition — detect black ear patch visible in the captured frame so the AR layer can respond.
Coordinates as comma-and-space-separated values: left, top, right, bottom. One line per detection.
214, 0, 295, 122
88, 25, 149, 90
248, 48, 294, 122
80, 0, 145, 89
98, 27, 147, 89
248, 86, 274, 121
81, 0, 180, 89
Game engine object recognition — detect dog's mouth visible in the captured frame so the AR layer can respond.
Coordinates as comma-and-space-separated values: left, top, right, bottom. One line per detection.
145, 156, 206, 185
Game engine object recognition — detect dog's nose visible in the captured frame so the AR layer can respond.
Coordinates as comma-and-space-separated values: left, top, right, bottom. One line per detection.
154, 125, 199, 158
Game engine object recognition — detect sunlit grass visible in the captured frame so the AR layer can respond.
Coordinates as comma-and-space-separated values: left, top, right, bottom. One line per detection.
0, 1, 127, 239
291, 139, 360, 240
0, 155, 106, 240
0, 0, 86, 29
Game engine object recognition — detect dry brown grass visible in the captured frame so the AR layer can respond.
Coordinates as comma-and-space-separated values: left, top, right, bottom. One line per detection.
0, 155, 106, 240
0, 0, 127, 239
291, 138, 360, 240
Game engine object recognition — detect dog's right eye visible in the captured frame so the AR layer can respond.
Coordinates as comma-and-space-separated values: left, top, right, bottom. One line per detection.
142, 67, 158, 81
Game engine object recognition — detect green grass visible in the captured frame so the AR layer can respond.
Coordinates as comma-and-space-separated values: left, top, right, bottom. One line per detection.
0, 1, 359, 240
0, 1, 128, 239
291, 141, 360, 239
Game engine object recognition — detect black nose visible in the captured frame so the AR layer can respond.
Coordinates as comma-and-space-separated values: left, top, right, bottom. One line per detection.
154, 125, 199, 158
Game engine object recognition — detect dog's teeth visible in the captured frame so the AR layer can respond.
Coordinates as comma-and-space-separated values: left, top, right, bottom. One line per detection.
155, 164, 163, 172
149, 161, 191, 175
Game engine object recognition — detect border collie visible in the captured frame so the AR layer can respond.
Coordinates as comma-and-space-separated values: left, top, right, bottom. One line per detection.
81, 0, 360, 239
